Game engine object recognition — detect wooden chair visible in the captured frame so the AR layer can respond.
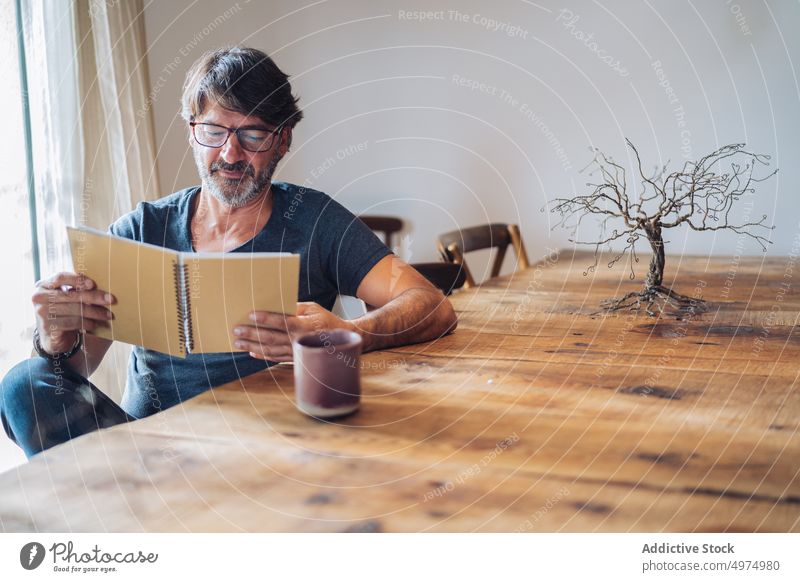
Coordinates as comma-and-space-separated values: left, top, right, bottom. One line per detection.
437, 223, 529, 288
359, 215, 403, 249
411, 262, 467, 296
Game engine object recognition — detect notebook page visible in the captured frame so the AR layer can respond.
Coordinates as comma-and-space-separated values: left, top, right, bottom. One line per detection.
184, 252, 299, 354
67, 227, 185, 357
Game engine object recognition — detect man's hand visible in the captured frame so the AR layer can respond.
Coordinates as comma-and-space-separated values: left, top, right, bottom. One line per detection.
233, 302, 351, 362
232, 255, 458, 363
32, 272, 115, 355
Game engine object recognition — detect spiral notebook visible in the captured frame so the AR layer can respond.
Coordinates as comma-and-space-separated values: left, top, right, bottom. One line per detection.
67, 226, 300, 357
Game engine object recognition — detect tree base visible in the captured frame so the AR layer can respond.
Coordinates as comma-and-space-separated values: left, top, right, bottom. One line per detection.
599, 285, 707, 317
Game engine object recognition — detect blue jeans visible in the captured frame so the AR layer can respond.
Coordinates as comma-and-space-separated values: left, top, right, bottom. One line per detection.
0, 358, 135, 458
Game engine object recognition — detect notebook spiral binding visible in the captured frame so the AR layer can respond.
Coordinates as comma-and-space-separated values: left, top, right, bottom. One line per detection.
173, 261, 193, 354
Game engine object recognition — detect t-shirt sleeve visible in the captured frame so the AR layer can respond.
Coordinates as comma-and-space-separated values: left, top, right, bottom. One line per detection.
108, 203, 143, 241
317, 196, 392, 297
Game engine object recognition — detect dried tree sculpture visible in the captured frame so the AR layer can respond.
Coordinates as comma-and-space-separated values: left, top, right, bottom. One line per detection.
550, 140, 776, 315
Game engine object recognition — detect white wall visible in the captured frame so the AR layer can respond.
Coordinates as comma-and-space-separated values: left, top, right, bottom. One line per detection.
143, 0, 799, 280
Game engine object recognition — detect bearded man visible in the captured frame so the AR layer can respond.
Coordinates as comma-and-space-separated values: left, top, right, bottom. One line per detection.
1, 47, 456, 458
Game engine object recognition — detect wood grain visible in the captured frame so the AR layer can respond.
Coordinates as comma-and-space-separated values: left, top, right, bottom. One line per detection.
1, 250, 797, 532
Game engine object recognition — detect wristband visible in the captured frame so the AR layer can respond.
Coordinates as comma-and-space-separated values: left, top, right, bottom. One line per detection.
33, 328, 83, 361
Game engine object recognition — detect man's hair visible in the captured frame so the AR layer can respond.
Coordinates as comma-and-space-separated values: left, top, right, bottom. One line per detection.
181, 46, 303, 130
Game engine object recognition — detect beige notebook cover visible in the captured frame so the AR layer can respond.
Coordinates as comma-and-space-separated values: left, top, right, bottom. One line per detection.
67, 227, 299, 357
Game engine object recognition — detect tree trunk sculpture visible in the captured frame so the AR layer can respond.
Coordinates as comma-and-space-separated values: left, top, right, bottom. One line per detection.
550, 141, 776, 316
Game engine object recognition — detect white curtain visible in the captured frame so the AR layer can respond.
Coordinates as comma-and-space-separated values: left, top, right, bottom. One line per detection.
20, 0, 160, 401
76, 0, 160, 227
22, 0, 160, 261
21, 0, 84, 274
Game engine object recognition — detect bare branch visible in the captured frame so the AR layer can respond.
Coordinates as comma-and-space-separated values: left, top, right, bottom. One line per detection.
549, 140, 777, 315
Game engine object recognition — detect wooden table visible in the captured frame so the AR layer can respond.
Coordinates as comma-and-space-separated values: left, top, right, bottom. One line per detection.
1, 251, 798, 532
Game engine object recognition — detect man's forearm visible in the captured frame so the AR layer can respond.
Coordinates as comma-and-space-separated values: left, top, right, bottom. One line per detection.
351, 288, 457, 352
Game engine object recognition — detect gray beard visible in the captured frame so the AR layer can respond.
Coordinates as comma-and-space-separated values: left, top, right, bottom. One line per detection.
196, 151, 280, 208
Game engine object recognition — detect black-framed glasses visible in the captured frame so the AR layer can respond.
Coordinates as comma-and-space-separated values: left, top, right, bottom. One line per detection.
190, 122, 282, 153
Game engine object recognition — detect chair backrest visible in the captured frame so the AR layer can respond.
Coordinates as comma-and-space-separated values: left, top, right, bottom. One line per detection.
359, 215, 403, 248
411, 262, 467, 296
437, 223, 529, 288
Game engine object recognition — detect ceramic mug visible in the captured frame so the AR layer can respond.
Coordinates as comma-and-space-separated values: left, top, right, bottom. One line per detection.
292, 328, 362, 418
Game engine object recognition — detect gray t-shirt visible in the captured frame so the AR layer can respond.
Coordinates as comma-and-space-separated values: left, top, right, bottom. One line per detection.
109, 182, 391, 419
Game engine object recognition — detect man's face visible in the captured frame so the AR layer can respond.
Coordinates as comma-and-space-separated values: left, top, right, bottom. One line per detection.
190, 101, 288, 207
